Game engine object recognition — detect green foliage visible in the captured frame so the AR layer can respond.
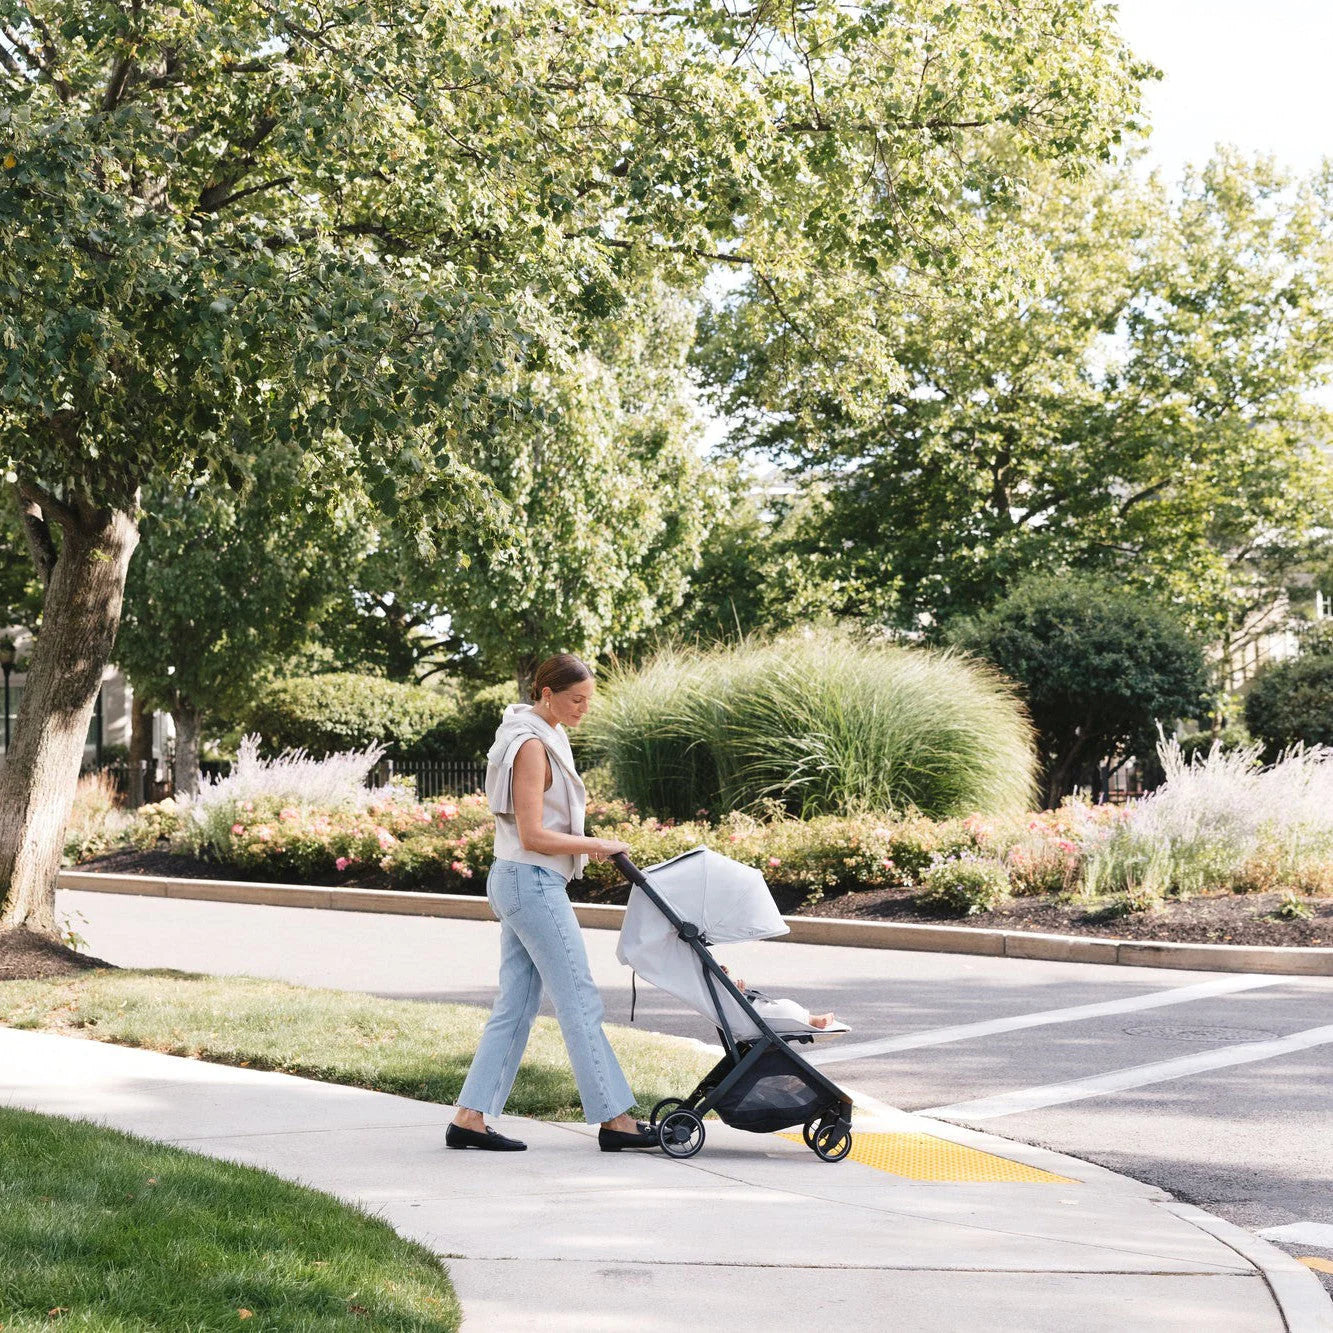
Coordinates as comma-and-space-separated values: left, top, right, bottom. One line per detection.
115, 455, 367, 729
578, 628, 1038, 821
917, 855, 1012, 917
242, 674, 455, 758
412, 681, 516, 761
440, 280, 727, 689
953, 573, 1209, 806
698, 155, 1333, 662
1272, 893, 1314, 922
0, 1108, 462, 1331
1244, 654, 1333, 760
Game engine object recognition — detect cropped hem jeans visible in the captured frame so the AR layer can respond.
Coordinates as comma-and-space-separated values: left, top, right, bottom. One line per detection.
456, 858, 635, 1126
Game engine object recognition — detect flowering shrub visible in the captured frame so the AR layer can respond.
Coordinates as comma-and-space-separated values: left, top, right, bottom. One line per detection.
126, 798, 185, 850
77, 731, 1333, 915
1081, 734, 1333, 900
917, 854, 1011, 916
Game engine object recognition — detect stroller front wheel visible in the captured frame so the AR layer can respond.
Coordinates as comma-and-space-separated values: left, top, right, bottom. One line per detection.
658, 1108, 706, 1159
812, 1118, 853, 1163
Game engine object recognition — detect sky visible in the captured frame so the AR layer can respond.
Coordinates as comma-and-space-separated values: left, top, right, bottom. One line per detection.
1109, 0, 1333, 180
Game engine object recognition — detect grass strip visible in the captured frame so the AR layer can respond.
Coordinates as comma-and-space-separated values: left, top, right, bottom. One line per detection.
0, 1106, 461, 1331
0, 969, 716, 1122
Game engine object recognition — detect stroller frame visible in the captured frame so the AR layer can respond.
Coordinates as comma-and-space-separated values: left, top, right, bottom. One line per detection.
614, 852, 855, 1162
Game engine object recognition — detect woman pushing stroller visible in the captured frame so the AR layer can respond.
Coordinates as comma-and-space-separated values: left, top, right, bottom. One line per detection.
448, 653, 661, 1154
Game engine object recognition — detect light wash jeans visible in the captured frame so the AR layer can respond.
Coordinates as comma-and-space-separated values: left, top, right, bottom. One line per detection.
457, 858, 636, 1125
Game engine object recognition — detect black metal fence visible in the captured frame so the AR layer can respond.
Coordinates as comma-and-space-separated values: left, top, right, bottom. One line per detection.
89, 756, 486, 807
371, 758, 488, 800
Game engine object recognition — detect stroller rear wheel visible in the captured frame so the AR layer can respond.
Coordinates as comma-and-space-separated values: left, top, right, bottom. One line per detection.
658, 1108, 706, 1159
649, 1097, 686, 1129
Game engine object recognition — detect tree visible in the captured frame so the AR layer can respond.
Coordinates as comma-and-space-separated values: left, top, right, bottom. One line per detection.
1244, 626, 1333, 760
698, 155, 1333, 682
0, 0, 1144, 938
114, 454, 367, 795
442, 280, 730, 695
952, 574, 1209, 807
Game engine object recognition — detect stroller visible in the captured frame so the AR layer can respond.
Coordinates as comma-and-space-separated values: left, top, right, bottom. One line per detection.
613, 849, 855, 1163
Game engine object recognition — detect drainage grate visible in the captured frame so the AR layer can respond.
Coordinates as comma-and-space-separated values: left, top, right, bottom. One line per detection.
1121, 1024, 1279, 1043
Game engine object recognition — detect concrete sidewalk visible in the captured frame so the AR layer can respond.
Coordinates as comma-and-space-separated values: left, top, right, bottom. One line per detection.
4, 1028, 1327, 1332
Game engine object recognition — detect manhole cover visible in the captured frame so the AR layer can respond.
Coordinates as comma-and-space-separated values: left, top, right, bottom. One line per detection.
1122, 1024, 1279, 1043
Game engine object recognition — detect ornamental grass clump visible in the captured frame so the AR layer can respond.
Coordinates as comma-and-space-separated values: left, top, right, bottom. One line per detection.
579, 628, 1037, 821
1081, 732, 1333, 899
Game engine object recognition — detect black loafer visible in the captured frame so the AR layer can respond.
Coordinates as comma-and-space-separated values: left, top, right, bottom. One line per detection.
446, 1123, 527, 1152
598, 1121, 661, 1153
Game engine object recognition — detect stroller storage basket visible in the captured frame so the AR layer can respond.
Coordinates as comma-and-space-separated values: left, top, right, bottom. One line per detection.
713, 1044, 828, 1134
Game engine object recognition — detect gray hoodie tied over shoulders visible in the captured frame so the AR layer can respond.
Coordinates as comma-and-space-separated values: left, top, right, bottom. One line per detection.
485, 703, 588, 882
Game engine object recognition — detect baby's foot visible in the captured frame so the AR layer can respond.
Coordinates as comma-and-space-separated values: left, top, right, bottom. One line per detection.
809, 1013, 836, 1029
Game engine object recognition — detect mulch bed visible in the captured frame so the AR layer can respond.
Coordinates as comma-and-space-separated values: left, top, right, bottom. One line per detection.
70, 849, 1333, 949
0, 927, 116, 981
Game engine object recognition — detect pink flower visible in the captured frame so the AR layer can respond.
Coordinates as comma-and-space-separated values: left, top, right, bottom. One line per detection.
415, 807, 430, 822
450, 860, 466, 874
231, 823, 245, 836
241, 801, 254, 812
696, 808, 709, 818
375, 827, 395, 849
461, 867, 473, 878
379, 856, 392, 871
1028, 819, 1040, 830
767, 857, 781, 867
279, 807, 298, 822
728, 833, 740, 843
1056, 839, 1077, 854
436, 802, 459, 820
255, 826, 272, 842
335, 857, 350, 872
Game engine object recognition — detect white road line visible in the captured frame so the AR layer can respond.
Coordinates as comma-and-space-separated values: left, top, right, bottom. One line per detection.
919, 1022, 1333, 1121
1259, 1223, 1333, 1249
807, 974, 1282, 1067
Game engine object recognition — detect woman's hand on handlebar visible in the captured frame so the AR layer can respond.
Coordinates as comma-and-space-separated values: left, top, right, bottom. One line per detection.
587, 837, 631, 863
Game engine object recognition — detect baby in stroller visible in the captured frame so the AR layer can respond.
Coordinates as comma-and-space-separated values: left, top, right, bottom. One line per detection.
720, 966, 849, 1034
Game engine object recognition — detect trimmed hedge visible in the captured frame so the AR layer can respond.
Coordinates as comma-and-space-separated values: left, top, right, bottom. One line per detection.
1245, 655, 1333, 761
242, 674, 456, 757
412, 682, 517, 761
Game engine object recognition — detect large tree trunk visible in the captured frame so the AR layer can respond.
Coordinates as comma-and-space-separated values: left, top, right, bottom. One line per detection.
0, 504, 139, 933
515, 652, 541, 705
171, 696, 203, 800
1043, 717, 1095, 810
129, 692, 153, 806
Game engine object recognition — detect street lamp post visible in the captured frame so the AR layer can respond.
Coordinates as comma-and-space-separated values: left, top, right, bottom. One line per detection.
0, 640, 15, 756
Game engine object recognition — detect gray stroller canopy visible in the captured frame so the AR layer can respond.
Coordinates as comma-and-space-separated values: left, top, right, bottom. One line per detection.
616, 846, 789, 1041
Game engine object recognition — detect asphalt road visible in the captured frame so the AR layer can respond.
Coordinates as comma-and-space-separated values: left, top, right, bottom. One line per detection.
51, 888, 1333, 1295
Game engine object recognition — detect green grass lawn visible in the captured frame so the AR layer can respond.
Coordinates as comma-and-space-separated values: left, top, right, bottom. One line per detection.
0, 969, 715, 1121
0, 1106, 461, 1331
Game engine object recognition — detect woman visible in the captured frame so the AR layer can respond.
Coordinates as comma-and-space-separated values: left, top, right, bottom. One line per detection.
447, 653, 659, 1153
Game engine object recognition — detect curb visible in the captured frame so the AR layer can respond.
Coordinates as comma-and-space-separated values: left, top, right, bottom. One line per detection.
57, 869, 1333, 977
1160, 1203, 1333, 1331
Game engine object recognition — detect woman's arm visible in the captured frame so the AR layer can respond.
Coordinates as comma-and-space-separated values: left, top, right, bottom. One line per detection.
511, 738, 626, 860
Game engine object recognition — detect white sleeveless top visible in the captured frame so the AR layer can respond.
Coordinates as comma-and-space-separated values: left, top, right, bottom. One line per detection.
485, 704, 588, 882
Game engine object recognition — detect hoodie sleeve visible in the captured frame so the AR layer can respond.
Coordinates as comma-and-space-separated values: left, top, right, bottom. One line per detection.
485, 733, 536, 816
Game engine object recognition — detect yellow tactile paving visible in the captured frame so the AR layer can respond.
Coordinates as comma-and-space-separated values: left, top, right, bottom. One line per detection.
778, 1130, 1075, 1183
1299, 1257, 1333, 1274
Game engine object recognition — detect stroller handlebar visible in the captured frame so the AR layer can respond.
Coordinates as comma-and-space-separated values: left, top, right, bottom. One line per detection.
610, 851, 650, 888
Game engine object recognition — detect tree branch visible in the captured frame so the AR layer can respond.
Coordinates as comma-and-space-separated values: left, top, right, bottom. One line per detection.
12, 483, 59, 587
198, 175, 294, 213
